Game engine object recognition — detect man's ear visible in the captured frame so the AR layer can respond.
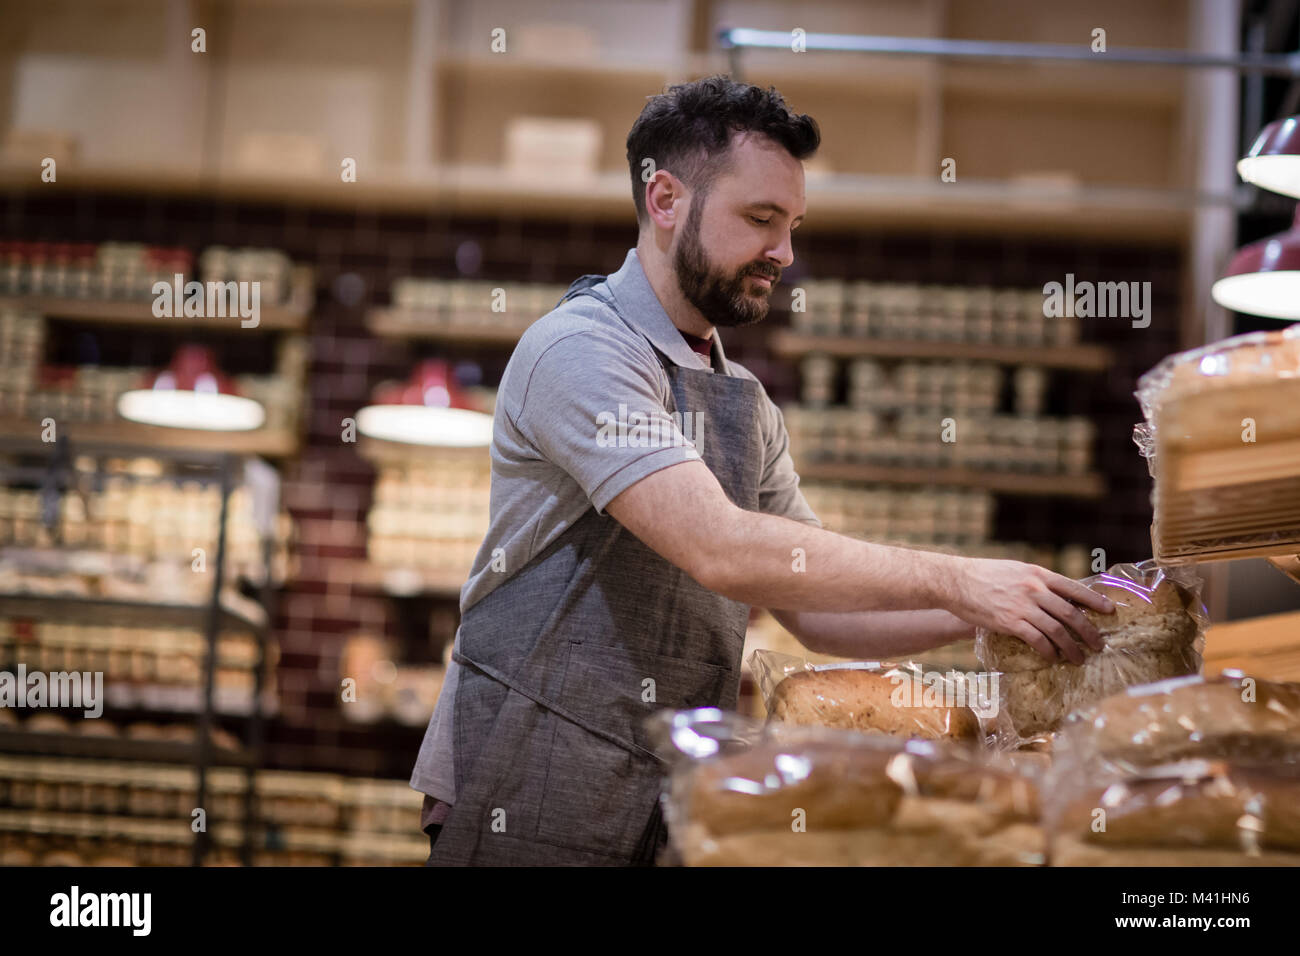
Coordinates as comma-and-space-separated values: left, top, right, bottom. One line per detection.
645, 170, 683, 230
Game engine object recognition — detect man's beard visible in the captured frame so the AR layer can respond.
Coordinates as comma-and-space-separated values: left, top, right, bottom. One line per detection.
673, 204, 778, 328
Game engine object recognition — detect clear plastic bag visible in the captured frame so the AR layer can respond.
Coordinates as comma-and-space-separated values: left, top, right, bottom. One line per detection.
644, 707, 1046, 866
748, 649, 995, 743
1132, 327, 1300, 559
1045, 757, 1300, 866
1053, 670, 1300, 777
974, 559, 1208, 745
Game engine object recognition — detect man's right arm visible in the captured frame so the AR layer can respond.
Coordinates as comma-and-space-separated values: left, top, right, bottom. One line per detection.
605, 459, 1114, 662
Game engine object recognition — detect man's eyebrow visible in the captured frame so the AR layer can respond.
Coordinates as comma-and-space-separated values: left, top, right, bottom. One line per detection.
747, 201, 805, 223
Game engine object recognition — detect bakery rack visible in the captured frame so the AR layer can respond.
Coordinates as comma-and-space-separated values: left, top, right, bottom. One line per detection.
0, 435, 281, 865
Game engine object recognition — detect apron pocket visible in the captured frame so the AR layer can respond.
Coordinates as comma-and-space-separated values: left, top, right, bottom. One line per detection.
536, 641, 732, 859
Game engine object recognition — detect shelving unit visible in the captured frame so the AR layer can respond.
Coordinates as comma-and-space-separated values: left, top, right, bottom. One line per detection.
0, 442, 281, 866
0, 1, 1213, 240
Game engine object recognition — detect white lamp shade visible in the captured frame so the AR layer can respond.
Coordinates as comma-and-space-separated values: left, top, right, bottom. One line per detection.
1211, 271, 1300, 320
117, 389, 267, 431
356, 404, 493, 447
1238, 155, 1300, 201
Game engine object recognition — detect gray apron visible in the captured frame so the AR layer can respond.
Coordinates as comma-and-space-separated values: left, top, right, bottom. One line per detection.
426, 274, 764, 866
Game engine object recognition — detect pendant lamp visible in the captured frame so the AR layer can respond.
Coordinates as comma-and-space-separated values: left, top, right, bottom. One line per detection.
1211, 205, 1300, 320
1236, 115, 1300, 200
117, 344, 266, 430
1214, 115, 1300, 320
356, 359, 493, 447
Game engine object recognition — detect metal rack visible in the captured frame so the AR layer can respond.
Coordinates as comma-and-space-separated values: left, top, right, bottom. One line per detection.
0, 434, 280, 866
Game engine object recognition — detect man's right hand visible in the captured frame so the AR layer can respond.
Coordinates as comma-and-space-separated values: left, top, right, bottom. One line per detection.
941, 558, 1116, 664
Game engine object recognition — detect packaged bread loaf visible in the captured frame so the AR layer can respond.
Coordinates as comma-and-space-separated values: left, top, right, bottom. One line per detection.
646, 707, 1045, 866
1047, 758, 1300, 866
1133, 327, 1300, 562
750, 650, 990, 742
1056, 671, 1300, 774
976, 560, 1207, 742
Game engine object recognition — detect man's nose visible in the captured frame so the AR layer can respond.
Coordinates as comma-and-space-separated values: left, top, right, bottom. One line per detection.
768, 234, 794, 269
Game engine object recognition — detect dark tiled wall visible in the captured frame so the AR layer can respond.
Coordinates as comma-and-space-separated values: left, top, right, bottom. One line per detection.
2, 190, 1182, 777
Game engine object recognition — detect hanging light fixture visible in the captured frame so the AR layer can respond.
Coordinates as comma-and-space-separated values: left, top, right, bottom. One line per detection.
117, 344, 266, 431
356, 359, 493, 447
1236, 115, 1300, 200
1211, 205, 1300, 320
1213, 114, 1300, 320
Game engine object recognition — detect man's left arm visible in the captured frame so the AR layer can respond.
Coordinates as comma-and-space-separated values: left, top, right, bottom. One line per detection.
756, 396, 976, 657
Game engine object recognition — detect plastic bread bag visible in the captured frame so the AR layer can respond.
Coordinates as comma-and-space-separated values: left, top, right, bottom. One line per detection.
1132, 325, 1300, 469
1052, 669, 1300, 779
1043, 756, 1300, 866
1132, 327, 1300, 559
974, 559, 1209, 748
644, 707, 1046, 866
748, 649, 996, 745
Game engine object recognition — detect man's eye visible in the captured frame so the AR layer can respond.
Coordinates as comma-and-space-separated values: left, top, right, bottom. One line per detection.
749, 216, 770, 225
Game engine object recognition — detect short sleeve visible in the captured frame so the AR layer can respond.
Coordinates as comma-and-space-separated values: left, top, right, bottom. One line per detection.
758, 397, 821, 527
512, 330, 702, 515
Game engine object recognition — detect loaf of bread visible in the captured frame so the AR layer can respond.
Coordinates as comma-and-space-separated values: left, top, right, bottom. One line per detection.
672, 732, 1043, 866
768, 666, 981, 740
978, 567, 1202, 738
1061, 673, 1300, 771
1050, 760, 1300, 860
1051, 833, 1300, 867
999, 648, 1196, 738
685, 821, 1047, 867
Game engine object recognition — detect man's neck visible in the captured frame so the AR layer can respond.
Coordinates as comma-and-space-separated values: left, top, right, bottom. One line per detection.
636, 236, 714, 340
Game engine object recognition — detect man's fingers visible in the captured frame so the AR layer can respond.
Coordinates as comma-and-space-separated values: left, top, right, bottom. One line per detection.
1024, 607, 1086, 665
1039, 592, 1105, 652
1045, 572, 1115, 614
1010, 622, 1058, 663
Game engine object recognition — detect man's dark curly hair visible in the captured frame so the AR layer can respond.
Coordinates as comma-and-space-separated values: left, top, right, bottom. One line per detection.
625, 74, 820, 227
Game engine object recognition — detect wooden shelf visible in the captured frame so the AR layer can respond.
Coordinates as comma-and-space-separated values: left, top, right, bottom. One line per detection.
367, 306, 533, 345
0, 729, 254, 767
0, 417, 300, 458
769, 330, 1113, 370
794, 460, 1106, 497
0, 163, 1200, 241
0, 591, 266, 635
1203, 610, 1300, 682
355, 435, 489, 466
438, 53, 670, 82
0, 266, 315, 333
941, 61, 1184, 109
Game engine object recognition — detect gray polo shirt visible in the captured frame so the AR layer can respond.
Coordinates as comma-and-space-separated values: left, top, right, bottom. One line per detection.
409, 247, 820, 805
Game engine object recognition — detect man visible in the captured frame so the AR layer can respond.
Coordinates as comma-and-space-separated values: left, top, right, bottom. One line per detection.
412, 75, 1114, 866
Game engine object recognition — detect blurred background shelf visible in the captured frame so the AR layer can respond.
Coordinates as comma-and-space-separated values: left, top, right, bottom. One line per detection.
769, 330, 1114, 370
792, 461, 1107, 497
0, 591, 267, 635
0, 729, 255, 767
0, 265, 315, 332
366, 306, 534, 344
0, 418, 300, 458
0, 163, 1202, 240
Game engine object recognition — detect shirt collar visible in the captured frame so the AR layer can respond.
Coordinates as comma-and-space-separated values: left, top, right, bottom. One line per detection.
605, 247, 729, 374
